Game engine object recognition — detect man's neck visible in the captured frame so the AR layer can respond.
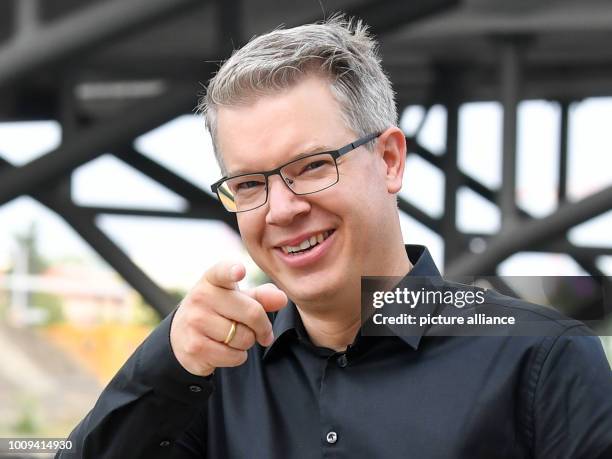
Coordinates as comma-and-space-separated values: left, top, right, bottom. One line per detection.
299, 309, 362, 352
297, 244, 413, 352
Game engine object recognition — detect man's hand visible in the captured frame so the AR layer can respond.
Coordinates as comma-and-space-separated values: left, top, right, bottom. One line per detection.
170, 261, 288, 376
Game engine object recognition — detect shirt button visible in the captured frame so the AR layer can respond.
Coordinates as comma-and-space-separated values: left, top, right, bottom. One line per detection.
159, 440, 171, 447
337, 354, 348, 368
326, 431, 338, 444
189, 384, 202, 393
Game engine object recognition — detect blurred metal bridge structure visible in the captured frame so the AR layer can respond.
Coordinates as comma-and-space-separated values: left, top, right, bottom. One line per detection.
0, 0, 611, 321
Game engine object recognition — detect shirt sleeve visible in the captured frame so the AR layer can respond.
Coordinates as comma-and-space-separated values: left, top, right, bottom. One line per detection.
533, 326, 612, 459
56, 307, 214, 459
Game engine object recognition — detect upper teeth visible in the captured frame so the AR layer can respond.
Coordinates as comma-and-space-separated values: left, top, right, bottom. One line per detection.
282, 231, 331, 254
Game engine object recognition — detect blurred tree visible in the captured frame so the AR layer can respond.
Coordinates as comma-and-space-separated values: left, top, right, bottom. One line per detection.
12, 396, 39, 434
132, 295, 163, 326
13, 222, 48, 275
33, 292, 64, 324
11, 222, 64, 324
0, 291, 7, 320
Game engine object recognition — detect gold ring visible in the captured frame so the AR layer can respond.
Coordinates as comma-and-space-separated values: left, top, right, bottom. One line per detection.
223, 320, 237, 345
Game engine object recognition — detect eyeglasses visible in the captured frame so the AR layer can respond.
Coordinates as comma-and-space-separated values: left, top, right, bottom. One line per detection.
211, 132, 381, 213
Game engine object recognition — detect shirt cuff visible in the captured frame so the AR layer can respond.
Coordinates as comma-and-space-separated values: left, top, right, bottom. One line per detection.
136, 307, 214, 404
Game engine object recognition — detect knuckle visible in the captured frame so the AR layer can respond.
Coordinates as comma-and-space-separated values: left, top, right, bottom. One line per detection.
231, 332, 247, 350
243, 329, 256, 348
184, 337, 203, 356
190, 306, 212, 327
244, 329, 257, 348
244, 305, 262, 325
195, 363, 213, 375
230, 351, 248, 366
235, 329, 255, 350
188, 287, 209, 306
182, 309, 204, 332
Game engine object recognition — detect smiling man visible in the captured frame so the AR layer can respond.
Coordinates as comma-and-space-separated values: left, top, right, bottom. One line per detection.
210, 72, 411, 351
60, 16, 612, 459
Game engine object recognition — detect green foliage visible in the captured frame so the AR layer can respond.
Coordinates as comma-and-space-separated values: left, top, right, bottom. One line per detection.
132, 289, 188, 325
12, 397, 40, 434
0, 290, 8, 320
31, 292, 64, 325
132, 296, 162, 326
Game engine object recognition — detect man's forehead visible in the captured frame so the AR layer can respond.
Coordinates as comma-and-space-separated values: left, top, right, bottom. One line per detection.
214, 75, 350, 176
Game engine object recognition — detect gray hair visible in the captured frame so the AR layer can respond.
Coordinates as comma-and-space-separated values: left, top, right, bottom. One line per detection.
198, 15, 397, 174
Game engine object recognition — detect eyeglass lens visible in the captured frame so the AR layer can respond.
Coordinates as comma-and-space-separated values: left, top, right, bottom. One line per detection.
218, 152, 339, 212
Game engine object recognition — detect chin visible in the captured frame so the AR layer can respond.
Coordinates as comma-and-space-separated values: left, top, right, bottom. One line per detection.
280, 267, 347, 304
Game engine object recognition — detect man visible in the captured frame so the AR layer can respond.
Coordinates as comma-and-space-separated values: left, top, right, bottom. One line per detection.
59, 16, 612, 458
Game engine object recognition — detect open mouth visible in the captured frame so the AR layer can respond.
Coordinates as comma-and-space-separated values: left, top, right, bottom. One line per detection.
280, 229, 336, 255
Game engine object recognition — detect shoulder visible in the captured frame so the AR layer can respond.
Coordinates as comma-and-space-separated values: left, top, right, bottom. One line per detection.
434, 279, 589, 338
483, 287, 586, 332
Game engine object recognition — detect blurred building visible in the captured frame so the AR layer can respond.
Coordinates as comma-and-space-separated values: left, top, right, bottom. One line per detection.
41, 262, 133, 325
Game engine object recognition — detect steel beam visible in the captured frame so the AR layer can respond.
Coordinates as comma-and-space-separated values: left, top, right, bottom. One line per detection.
407, 138, 444, 169
499, 39, 521, 224
447, 184, 612, 276
441, 85, 462, 265
75, 203, 235, 223
0, 0, 203, 86
397, 198, 441, 233
0, 156, 175, 316
409, 134, 610, 279
393, 62, 612, 110
339, 0, 460, 37
115, 147, 238, 231
464, 232, 612, 258
545, 241, 612, 258
558, 100, 570, 204
408, 137, 497, 207
217, 0, 243, 53
0, 86, 195, 207
74, 206, 217, 221
56, 202, 177, 316
15, 0, 40, 37
435, 230, 606, 320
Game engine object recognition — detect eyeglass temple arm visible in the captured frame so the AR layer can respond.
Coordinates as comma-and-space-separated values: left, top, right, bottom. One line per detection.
337, 132, 381, 157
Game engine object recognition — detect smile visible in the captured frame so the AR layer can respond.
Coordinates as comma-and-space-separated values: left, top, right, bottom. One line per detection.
280, 230, 334, 254
274, 229, 337, 269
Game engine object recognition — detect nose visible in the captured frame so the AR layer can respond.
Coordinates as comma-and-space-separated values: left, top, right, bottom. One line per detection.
265, 174, 310, 226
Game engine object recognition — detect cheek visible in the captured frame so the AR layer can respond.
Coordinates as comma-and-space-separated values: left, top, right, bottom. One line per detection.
237, 215, 264, 248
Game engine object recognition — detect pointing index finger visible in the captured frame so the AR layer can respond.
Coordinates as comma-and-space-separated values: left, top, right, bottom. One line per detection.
205, 261, 246, 290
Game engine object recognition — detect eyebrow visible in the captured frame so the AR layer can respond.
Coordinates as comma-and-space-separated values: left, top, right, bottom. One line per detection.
226, 143, 335, 177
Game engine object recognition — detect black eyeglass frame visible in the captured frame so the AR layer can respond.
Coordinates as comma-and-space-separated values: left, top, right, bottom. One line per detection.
210, 132, 381, 213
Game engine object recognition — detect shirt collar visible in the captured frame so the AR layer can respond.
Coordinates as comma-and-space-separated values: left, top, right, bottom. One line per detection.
382, 245, 442, 349
263, 244, 442, 359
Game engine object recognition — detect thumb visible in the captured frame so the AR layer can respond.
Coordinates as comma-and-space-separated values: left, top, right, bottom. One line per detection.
245, 283, 288, 312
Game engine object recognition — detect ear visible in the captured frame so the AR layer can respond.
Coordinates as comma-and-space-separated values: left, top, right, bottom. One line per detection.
377, 127, 407, 194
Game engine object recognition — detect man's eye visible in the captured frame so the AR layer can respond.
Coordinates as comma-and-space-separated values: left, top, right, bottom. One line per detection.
301, 160, 328, 173
236, 180, 264, 190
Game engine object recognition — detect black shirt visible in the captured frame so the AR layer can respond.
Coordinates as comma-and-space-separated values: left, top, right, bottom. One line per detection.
59, 245, 612, 458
